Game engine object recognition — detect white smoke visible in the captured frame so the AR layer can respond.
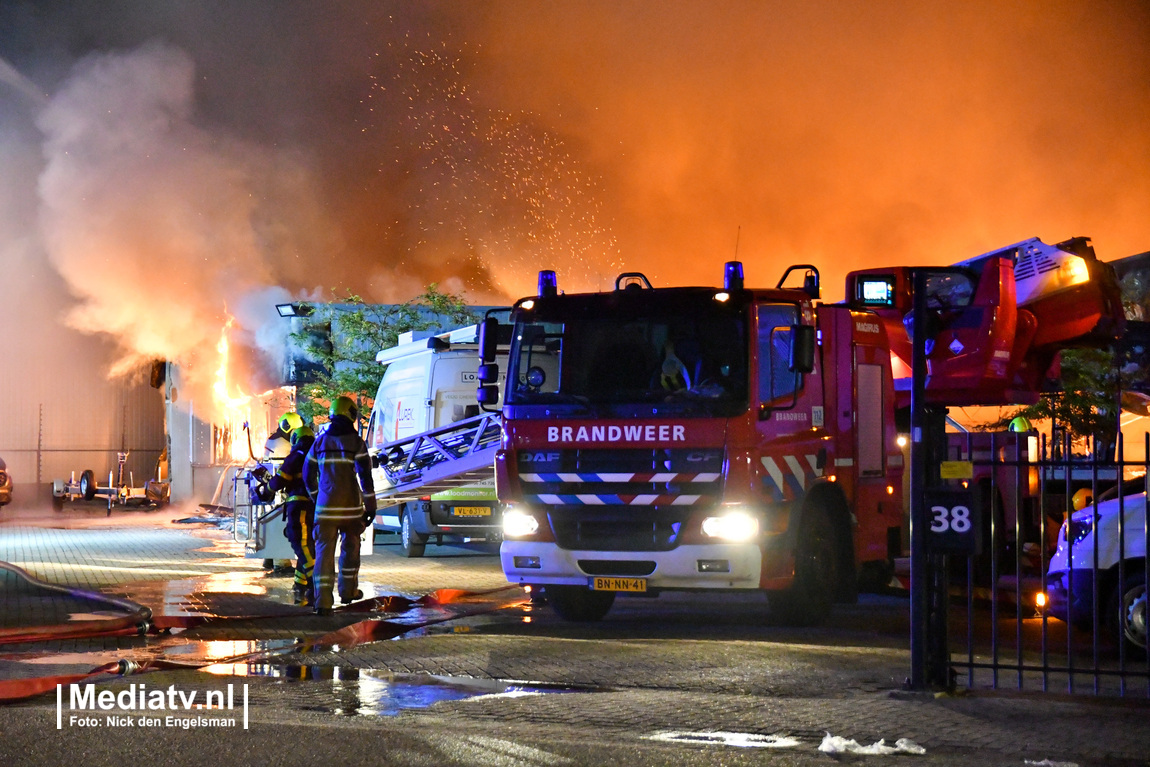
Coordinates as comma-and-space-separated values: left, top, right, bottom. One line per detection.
33, 41, 330, 414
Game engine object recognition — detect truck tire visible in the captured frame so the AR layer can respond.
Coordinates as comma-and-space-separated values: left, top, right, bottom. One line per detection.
767, 504, 838, 626
1107, 571, 1147, 656
547, 585, 615, 621
400, 507, 427, 558
80, 470, 97, 501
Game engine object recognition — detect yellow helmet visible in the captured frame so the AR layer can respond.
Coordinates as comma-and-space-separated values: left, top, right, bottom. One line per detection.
290, 425, 314, 447
1072, 488, 1093, 511
278, 411, 304, 433
330, 395, 358, 422
1008, 416, 1032, 433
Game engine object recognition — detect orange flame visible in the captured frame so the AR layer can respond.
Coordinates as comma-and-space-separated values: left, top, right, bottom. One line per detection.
211, 319, 263, 463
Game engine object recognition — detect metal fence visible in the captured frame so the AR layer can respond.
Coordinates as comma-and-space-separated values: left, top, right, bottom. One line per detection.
940, 431, 1149, 697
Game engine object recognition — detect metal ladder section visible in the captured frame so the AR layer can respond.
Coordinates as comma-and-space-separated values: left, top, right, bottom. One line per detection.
373, 411, 502, 504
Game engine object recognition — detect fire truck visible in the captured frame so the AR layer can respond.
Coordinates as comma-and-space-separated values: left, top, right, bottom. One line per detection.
476, 237, 1123, 622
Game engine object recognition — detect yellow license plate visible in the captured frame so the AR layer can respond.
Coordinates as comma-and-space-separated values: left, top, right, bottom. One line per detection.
592, 577, 647, 593
453, 506, 491, 517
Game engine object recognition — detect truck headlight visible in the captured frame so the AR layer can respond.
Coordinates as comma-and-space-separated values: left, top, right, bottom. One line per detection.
701, 510, 759, 542
503, 509, 540, 538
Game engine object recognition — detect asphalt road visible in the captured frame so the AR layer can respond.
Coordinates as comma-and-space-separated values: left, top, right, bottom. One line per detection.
1, 535, 1148, 766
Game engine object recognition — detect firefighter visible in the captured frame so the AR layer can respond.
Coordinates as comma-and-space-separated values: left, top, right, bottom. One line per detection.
263, 425, 317, 605
305, 396, 376, 616
659, 340, 691, 392
259, 411, 304, 571
265, 411, 304, 460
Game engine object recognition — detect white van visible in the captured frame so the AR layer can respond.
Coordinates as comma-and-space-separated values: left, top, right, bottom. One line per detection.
368, 325, 506, 557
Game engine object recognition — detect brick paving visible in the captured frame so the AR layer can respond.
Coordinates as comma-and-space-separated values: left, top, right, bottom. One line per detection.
1, 511, 1148, 765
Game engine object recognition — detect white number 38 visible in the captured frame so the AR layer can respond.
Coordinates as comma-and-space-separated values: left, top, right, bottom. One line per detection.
930, 505, 971, 534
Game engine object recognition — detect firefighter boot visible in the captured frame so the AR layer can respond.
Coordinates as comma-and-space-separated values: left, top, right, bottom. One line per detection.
340, 589, 363, 605
292, 583, 313, 607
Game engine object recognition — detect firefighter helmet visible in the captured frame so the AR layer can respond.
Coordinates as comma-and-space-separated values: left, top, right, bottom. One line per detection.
278, 411, 304, 434
1008, 416, 1032, 433
1072, 488, 1094, 511
290, 425, 314, 447
330, 396, 358, 422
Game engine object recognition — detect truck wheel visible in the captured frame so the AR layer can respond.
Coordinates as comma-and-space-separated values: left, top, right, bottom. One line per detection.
400, 509, 426, 558
80, 470, 97, 501
1107, 571, 1147, 655
768, 505, 837, 626
547, 585, 615, 621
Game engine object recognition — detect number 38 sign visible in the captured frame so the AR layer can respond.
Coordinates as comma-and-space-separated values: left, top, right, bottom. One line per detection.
924, 489, 981, 555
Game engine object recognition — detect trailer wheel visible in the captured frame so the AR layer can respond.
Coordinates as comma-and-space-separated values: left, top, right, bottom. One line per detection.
1107, 571, 1147, 656
547, 585, 615, 622
768, 504, 837, 626
80, 470, 97, 501
400, 508, 426, 558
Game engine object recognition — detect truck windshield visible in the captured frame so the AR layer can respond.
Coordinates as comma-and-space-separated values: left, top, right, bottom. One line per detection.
505, 291, 750, 417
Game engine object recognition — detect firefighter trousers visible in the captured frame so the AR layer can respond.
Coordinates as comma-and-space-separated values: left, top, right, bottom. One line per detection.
312, 517, 364, 610
283, 500, 316, 597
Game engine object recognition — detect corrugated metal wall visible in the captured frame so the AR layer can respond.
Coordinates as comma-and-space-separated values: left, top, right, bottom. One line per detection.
0, 306, 165, 507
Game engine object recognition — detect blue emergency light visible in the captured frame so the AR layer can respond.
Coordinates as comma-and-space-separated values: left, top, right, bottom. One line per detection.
724, 261, 744, 291
538, 270, 558, 298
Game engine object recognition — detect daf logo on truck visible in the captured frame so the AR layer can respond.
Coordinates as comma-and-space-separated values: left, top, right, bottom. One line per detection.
546, 425, 687, 443
521, 452, 561, 463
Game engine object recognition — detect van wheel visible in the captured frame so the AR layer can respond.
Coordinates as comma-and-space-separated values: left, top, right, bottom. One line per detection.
80, 470, 97, 501
1107, 572, 1147, 655
547, 585, 615, 621
400, 508, 426, 558
768, 504, 837, 626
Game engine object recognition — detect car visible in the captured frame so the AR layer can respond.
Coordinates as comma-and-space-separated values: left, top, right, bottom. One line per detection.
1047, 491, 1147, 654
0, 456, 11, 507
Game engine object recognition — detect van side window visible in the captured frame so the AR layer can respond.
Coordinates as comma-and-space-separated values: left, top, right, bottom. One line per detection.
757, 304, 801, 403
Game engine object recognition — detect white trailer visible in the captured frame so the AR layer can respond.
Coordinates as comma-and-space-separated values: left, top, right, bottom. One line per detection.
369, 325, 507, 557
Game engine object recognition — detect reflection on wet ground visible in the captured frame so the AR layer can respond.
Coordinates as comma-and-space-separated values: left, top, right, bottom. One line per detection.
198, 665, 584, 716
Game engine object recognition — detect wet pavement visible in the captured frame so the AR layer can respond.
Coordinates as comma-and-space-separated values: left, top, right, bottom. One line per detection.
2, 503, 1149, 766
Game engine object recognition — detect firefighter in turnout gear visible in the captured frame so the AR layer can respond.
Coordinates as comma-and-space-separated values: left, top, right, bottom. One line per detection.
265, 411, 304, 460
265, 425, 317, 605
305, 396, 376, 616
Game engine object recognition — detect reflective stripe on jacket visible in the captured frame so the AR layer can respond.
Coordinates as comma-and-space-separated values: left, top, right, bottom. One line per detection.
304, 418, 375, 521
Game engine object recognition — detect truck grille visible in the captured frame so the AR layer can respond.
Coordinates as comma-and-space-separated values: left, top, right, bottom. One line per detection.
518, 448, 723, 551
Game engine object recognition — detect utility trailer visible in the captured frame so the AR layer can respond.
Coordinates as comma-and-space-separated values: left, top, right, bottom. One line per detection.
51, 451, 170, 516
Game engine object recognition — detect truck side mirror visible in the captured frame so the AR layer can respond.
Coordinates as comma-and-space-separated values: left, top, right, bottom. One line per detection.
476, 384, 499, 405
477, 363, 499, 383
478, 316, 499, 363
789, 325, 815, 374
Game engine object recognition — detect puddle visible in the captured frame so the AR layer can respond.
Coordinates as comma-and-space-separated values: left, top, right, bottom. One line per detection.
198, 665, 582, 715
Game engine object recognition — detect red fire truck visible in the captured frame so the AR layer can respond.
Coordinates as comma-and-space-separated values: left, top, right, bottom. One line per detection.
476, 237, 1123, 622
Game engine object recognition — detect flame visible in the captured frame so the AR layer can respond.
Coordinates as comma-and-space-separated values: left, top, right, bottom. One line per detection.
211, 319, 264, 463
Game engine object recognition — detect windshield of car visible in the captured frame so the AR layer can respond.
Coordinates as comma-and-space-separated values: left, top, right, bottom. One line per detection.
505, 291, 750, 418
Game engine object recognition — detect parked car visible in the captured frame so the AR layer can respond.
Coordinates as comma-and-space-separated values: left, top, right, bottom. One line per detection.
0, 456, 11, 506
1047, 492, 1147, 654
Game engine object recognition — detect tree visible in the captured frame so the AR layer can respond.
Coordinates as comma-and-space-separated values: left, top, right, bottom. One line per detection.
290, 285, 478, 426
997, 348, 1121, 453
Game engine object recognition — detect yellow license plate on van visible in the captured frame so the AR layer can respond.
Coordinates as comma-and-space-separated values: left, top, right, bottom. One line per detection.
591, 577, 647, 592
453, 506, 491, 517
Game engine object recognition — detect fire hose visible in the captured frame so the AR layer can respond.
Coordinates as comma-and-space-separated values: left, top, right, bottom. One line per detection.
0, 584, 522, 703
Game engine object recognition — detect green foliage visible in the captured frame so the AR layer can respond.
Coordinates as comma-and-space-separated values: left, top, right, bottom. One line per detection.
998, 348, 1121, 443
291, 285, 478, 425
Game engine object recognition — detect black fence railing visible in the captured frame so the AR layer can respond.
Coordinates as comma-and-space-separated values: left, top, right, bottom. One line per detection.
941, 431, 1149, 697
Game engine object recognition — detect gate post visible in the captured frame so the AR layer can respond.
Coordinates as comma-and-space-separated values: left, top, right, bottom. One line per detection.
908, 272, 952, 690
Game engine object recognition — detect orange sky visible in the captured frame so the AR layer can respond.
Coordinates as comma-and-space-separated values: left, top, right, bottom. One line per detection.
0, 0, 1147, 401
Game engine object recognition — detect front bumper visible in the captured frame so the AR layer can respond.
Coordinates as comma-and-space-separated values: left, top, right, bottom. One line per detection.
1045, 569, 1098, 625
500, 540, 762, 590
